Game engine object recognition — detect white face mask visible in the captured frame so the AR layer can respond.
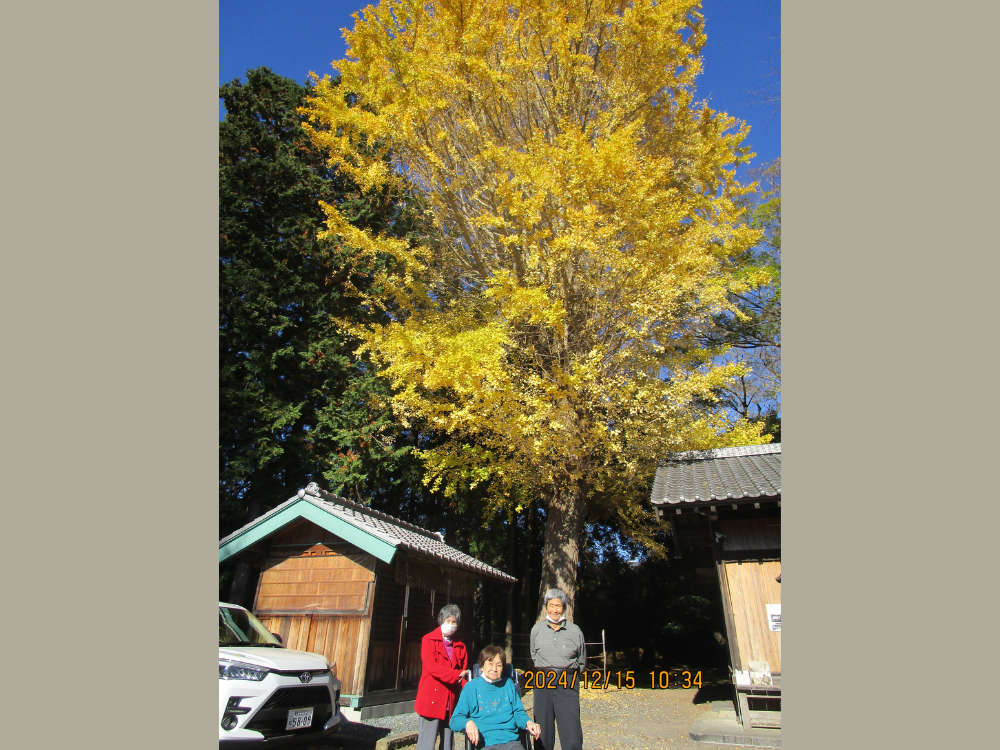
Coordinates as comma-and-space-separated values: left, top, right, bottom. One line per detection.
441, 622, 457, 637
481, 658, 503, 683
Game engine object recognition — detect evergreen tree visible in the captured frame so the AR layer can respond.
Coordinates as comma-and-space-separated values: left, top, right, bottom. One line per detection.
220, 67, 418, 543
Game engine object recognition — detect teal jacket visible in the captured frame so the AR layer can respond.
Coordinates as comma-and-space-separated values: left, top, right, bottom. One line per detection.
449, 675, 529, 747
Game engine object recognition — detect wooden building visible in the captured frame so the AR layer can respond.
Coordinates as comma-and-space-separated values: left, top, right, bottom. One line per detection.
219, 483, 516, 719
650, 444, 781, 731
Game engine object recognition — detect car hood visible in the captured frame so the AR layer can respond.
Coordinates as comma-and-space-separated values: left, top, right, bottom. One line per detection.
219, 646, 329, 671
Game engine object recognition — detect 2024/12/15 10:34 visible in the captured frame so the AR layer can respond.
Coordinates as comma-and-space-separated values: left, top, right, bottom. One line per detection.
521, 670, 703, 690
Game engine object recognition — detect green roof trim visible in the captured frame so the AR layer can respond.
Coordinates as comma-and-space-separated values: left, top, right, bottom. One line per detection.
218, 498, 399, 564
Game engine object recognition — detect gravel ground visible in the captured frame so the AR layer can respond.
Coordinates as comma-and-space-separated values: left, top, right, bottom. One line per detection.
309, 682, 737, 750
359, 711, 422, 734
570, 684, 720, 750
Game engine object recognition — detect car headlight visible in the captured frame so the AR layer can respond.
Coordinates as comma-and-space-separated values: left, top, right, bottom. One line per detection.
219, 660, 270, 681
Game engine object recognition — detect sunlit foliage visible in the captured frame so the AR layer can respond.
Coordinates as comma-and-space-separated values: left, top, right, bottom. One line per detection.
302, 0, 770, 602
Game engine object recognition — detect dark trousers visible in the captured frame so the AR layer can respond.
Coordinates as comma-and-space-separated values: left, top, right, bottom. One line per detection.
532, 675, 582, 750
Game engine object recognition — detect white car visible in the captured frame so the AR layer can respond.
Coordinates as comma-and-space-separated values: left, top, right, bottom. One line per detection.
219, 602, 341, 747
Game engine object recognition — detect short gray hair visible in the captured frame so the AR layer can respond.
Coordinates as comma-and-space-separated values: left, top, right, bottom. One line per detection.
543, 588, 568, 607
438, 604, 461, 624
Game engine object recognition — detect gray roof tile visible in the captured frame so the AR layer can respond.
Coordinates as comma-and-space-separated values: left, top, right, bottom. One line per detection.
650, 443, 780, 505
219, 488, 516, 585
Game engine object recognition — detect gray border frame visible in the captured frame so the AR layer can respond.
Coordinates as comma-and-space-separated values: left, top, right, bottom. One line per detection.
4, 2, 217, 748
6, 1, 994, 747
785, 1, 997, 747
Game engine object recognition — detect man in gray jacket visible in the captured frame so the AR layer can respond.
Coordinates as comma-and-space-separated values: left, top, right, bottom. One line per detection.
529, 588, 586, 750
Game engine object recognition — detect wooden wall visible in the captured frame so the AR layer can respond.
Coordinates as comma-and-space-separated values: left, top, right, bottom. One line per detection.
256, 612, 372, 696
363, 558, 478, 696
718, 515, 780, 675
399, 578, 433, 690
247, 520, 490, 702
255, 519, 377, 614
256, 554, 375, 613
720, 517, 781, 552
365, 575, 406, 693
252, 519, 376, 696
723, 560, 781, 674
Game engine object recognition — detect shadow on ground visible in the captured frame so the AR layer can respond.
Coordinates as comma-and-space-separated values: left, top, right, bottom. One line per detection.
306, 721, 391, 749
692, 682, 736, 705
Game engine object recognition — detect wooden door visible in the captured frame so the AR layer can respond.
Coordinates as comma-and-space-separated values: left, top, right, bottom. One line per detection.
255, 613, 372, 696
364, 577, 406, 692
723, 559, 781, 674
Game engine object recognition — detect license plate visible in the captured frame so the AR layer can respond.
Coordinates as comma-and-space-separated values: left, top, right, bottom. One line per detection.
285, 707, 314, 730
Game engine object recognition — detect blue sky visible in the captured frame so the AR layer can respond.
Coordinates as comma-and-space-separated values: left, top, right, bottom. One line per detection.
220, 0, 780, 172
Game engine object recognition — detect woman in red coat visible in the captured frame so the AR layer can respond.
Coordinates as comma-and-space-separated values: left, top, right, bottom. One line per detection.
414, 604, 470, 750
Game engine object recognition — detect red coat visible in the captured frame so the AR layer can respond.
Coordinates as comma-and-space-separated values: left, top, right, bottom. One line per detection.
413, 627, 468, 721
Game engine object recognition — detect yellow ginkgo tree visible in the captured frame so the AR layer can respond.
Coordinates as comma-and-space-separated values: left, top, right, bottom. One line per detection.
303, 0, 770, 611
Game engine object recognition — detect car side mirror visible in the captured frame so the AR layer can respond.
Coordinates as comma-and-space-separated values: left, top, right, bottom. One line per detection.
271, 633, 282, 645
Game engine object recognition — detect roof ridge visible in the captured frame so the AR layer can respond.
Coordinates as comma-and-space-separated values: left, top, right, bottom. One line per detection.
658, 443, 781, 464
220, 486, 515, 584
315, 492, 512, 582
317, 488, 445, 542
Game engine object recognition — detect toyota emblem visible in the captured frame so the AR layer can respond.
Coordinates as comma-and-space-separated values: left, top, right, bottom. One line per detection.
299, 672, 313, 683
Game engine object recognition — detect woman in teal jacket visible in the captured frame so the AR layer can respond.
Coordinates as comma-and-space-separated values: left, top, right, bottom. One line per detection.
450, 646, 541, 750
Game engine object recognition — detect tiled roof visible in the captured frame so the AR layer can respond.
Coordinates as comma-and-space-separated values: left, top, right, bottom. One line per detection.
650, 443, 781, 506
219, 487, 516, 585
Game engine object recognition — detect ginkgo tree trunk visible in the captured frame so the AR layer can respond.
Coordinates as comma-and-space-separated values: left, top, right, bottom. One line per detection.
303, 0, 770, 617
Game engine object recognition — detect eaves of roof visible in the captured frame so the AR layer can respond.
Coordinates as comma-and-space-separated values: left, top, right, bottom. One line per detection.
650, 443, 781, 507
219, 489, 516, 586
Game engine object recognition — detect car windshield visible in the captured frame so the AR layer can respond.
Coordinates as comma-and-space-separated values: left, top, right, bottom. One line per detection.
219, 606, 281, 647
